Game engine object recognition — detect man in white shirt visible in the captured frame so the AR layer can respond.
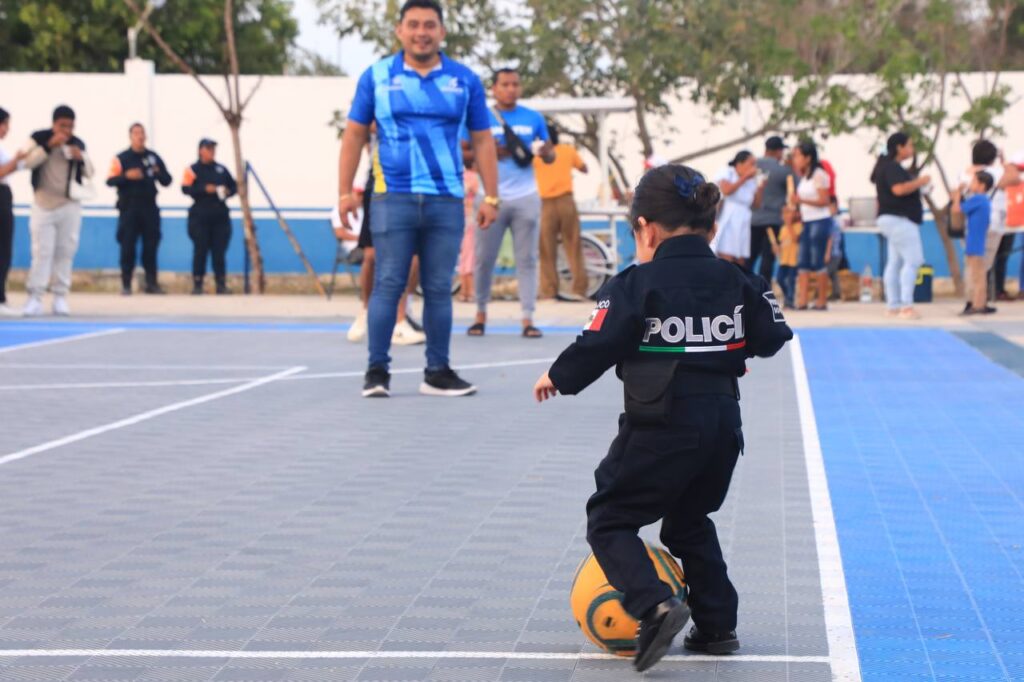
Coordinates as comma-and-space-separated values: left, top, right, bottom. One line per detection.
21, 105, 94, 317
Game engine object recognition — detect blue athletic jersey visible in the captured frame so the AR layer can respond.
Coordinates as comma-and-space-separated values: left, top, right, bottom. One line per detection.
489, 106, 549, 200
348, 52, 490, 198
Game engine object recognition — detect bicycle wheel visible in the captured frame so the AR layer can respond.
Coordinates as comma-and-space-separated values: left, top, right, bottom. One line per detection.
557, 232, 614, 298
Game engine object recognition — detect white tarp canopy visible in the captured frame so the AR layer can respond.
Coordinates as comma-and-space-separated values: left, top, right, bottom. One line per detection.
500, 96, 637, 207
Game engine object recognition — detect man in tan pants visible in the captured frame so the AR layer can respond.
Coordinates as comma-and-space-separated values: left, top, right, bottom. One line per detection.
535, 127, 589, 301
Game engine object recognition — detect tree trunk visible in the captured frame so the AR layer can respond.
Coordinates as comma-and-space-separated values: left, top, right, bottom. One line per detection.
228, 123, 265, 293
923, 194, 963, 296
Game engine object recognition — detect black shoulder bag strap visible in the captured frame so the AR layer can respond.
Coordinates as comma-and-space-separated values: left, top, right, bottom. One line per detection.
492, 107, 534, 168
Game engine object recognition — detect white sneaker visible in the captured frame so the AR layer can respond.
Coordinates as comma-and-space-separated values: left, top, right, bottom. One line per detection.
347, 310, 368, 343
0, 303, 20, 317
22, 297, 44, 317
392, 319, 426, 346
52, 296, 70, 317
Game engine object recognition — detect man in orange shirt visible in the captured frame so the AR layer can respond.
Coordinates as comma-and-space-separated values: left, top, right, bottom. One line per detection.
534, 126, 589, 301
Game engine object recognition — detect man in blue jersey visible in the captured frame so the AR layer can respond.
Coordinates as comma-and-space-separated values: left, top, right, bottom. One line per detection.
337, 0, 499, 399
468, 68, 555, 339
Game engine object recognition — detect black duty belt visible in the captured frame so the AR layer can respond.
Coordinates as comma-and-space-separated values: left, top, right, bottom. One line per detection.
672, 371, 740, 399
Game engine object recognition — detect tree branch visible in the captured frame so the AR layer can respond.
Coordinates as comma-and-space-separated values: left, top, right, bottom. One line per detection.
239, 76, 265, 113
225, 0, 243, 121
122, 0, 228, 113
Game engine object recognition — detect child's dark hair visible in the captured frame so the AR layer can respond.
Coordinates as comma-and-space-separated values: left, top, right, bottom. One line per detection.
972, 140, 998, 166
0, 107, 9, 125
399, 0, 443, 23
975, 170, 995, 192
630, 164, 721, 233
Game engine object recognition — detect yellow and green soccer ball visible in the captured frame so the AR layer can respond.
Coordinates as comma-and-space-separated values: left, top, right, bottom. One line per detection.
569, 544, 687, 657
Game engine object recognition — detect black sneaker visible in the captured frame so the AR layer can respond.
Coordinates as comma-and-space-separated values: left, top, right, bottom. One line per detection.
981, 305, 997, 314
216, 283, 233, 295
420, 366, 477, 397
120, 286, 132, 296
145, 284, 166, 295
362, 366, 391, 398
634, 597, 690, 672
683, 625, 740, 655
192, 281, 204, 296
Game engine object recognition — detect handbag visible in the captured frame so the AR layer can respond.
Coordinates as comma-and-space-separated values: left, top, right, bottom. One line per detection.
491, 108, 534, 168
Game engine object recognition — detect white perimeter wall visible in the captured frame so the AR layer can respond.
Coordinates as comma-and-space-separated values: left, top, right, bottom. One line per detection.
0, 62, 1021, 210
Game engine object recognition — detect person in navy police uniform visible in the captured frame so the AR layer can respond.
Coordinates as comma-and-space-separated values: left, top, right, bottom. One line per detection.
534, 164, 793, 673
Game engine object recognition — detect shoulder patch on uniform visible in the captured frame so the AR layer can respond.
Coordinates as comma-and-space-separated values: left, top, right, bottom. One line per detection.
763, 290, 785, 323
583, 299, 610, 332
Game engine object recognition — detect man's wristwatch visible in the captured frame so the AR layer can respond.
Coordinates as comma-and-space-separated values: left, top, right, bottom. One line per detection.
483, 195, 501, 208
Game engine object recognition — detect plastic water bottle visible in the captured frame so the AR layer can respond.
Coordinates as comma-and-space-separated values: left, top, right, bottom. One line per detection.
860, 265, 874, 303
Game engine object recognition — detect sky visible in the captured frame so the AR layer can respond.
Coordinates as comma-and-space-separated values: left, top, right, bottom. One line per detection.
292, 0, 378, 76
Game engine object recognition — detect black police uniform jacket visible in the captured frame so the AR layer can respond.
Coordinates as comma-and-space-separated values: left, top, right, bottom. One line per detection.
548, 234, 793, 396
181, 161, 237, 214
106, 148, 172, 209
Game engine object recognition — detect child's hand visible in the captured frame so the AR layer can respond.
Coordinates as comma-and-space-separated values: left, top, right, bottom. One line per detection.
533, 372, 558, 403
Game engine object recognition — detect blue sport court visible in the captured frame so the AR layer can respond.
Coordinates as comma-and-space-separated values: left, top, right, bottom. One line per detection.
0, 319, 1021, 680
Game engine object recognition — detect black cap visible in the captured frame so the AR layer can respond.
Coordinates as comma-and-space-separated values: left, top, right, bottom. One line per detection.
765, 136, 787, 151
198, 138, 217, 149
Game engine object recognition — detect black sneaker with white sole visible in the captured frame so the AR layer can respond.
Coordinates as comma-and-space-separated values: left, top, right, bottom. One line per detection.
362, 366, 391, 398
420, 366, 477, 397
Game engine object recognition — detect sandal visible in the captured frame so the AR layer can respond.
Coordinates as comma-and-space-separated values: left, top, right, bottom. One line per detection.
467, 322, 485, 336
522, 325, 543, 339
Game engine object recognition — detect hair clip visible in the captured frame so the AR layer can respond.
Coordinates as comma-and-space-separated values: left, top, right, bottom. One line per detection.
673, 173, 704, 200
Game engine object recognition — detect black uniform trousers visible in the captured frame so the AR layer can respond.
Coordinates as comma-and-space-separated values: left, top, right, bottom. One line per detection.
188, 207, 231, 283
992, 234, 1015, 296
750, 224, 781, 281
586, 394, 743, 632
0, 185, 13, 304
117, 203, 161, 288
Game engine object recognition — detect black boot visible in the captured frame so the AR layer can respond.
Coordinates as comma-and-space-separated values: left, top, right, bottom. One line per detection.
683, 625, 740, 655
633, 597, 689, 672
192, 277, 204, 295
215, 280, 232, 295
145, 281, 166, 295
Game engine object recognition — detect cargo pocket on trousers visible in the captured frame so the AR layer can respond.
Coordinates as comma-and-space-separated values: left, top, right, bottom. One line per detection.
735, 427, 745, 456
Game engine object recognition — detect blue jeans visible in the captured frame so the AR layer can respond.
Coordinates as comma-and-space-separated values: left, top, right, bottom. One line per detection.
777, 265, 797, 306
877, 214, 924, 309
797, 218, 832, 272
367, 194, 463, 370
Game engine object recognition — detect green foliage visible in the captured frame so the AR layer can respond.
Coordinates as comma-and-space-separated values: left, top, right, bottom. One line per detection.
0, 0, 298, 74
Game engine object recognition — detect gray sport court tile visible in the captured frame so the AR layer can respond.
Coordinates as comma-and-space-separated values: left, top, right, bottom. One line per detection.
0, 326, 832, 680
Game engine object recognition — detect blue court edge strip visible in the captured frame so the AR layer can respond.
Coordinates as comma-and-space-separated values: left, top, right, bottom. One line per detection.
801, 329, 1024, 682
0, 325, 111, 350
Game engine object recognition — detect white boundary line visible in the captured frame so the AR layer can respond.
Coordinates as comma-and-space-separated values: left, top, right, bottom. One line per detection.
0, 358, 559, 390
789, 335, 862, 682
0, 366, 305, 467
0, 328, 125, 354
0, 378, 253, 391
0, 649, 830, 663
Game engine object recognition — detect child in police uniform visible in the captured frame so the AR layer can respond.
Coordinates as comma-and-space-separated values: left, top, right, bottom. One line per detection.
534, 164, 793, 672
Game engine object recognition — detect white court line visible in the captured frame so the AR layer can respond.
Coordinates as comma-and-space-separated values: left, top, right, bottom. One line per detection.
289, 357, 558, 381
0, 328, 125, 354
0, 366, 305, 467
0, 363, 289, 370
790, 335, 862, 682
0, 649, 830, 664
0, 358, 559, 390
0, 377, 253, 391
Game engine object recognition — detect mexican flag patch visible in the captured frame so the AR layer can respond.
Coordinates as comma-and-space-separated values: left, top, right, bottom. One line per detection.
584, 300, 610, 331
